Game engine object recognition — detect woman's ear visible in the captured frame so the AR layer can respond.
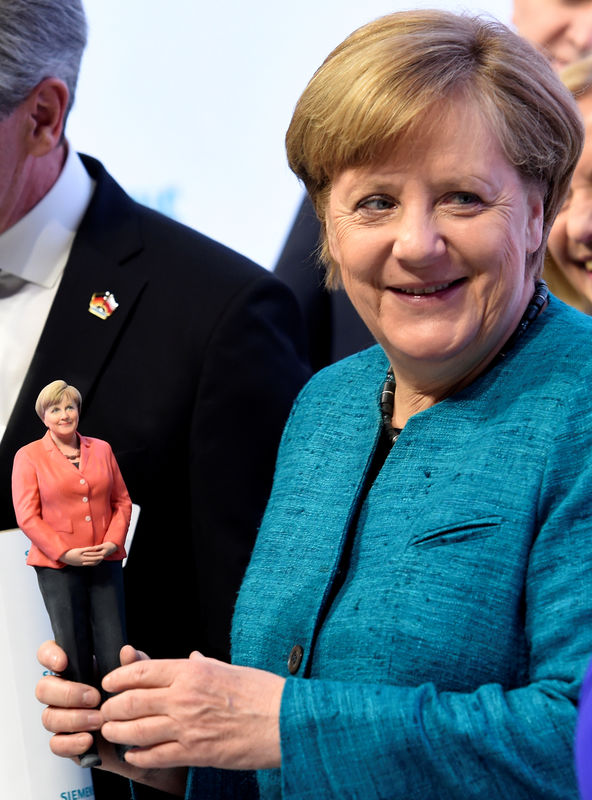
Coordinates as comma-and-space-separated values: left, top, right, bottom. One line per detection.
24, 78, 69, 157
525, 184, 545, 255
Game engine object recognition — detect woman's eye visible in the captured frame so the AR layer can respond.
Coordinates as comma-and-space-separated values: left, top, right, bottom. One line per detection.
357, 195, 395, 211
447, 191, 482, 206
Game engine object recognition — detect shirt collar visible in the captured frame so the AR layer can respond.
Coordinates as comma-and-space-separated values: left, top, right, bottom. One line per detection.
0, 143, 95, 288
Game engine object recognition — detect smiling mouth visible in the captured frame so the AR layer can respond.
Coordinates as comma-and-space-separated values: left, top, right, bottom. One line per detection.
394, 278, 465, 296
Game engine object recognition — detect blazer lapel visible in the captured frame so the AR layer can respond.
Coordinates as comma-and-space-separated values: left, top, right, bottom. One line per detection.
0, 156, 147, 529
235, 348, 389, 677
26, 233, 147, 400
78, 435, 91, 473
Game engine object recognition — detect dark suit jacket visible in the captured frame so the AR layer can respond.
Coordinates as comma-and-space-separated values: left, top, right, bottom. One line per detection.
274, 194, 375, 372
0, 155, 310, 664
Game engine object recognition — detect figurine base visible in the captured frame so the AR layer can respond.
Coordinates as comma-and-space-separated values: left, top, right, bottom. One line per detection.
79, 751, 102, 769
115, 743, 134, 763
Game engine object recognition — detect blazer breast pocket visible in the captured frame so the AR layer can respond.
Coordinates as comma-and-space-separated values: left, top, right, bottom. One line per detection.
408, 515, 504, 549
52, 519, 73, 534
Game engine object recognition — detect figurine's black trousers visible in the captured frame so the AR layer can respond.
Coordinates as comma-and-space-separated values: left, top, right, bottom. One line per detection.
35, 561, 126, 697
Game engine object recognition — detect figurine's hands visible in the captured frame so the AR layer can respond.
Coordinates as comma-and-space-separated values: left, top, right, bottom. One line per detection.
61, 542, 117, 566
100, 651, 285, 771
93, 541, 118, 559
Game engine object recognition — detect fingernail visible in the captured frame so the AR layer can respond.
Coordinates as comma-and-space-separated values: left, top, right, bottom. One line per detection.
82, 689, 97, 705
87, 711, 102, 728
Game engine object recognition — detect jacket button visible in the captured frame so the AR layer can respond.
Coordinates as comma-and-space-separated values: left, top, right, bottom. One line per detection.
287, 644, 304, 674
85, 515, 91, 522
82, 496, 88, 503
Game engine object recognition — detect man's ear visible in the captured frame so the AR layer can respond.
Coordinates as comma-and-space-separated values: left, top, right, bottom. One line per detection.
24, 78, 69, 157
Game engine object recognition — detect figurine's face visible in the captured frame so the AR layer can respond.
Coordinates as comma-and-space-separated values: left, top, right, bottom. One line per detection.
43, 396, 79, 442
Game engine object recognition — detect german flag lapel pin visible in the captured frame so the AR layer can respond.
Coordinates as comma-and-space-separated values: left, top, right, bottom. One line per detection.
88, 291, 119, 320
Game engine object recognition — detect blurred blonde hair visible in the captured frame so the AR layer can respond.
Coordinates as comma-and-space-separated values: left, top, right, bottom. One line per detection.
561, 55, 592, 97
286, 10, 583, 287
35, 379, 81, 422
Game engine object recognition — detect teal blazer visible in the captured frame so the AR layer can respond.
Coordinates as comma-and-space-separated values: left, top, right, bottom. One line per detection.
189, 298, 592, 799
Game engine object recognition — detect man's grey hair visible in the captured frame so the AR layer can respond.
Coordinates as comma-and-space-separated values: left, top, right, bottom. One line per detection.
0, 0, 87, 120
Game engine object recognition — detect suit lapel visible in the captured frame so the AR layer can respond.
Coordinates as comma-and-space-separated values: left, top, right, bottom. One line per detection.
78, 435, 91, 473
0, 156, 147, 528
26, 233, 147, 399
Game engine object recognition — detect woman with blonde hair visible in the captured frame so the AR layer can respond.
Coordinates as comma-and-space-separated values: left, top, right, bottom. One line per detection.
36, 12, 592, 799
556, 54, 592, 799
545, 55, 592, 312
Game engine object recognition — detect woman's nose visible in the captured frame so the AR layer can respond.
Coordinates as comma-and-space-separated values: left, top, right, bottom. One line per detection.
391, 207, 446, 266
569, 18, 592, 52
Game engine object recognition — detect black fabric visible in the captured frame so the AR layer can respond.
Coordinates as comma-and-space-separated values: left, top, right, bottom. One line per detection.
36, 560, 126, 769
275, 194, 375, 371
35, 561, 126, 692
0, 156, 311, 800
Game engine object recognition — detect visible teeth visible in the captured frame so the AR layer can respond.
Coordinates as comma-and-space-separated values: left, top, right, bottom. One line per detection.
585, 261, 592, 273
399, 282, 451, 295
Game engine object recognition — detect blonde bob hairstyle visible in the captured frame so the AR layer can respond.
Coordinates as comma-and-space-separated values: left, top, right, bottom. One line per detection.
35, 380, 82, 422
286, 10, 584, 287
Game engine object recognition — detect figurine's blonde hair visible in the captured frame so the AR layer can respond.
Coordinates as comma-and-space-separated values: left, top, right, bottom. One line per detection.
35, 380, 81, 421
286, 9, 583, 286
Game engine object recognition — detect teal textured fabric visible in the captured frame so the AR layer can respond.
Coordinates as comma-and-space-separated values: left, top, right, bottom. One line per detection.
193, 298, 592, 798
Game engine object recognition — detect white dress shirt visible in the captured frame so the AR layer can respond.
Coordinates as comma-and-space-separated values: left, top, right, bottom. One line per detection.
0, 145, 94, 440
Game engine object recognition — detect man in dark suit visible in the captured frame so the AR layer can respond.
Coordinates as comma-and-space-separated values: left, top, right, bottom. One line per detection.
0, 1, 309, 797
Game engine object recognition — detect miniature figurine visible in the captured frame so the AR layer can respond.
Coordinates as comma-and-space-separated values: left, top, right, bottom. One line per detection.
11, 380, 131, 769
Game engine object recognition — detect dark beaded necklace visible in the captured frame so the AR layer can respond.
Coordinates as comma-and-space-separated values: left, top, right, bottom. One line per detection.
379, 280, 549, 447
379, 371, 401, 446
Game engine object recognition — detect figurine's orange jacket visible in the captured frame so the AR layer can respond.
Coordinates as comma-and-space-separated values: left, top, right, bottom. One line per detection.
12, 431, 131, 568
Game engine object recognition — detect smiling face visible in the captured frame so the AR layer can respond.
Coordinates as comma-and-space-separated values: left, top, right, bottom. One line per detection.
547, 92, 592, 313
326, 101, 544, 392
43, 393, 79, 445
513, 0, 592, 70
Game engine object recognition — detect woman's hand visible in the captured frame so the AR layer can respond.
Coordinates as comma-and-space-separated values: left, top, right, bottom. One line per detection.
37, 640, 145, 765
60, 542, 117, 566
36, 639, 114, 763
101, 652, 285, 771
37, 640, 100, 750
36, 641, 187, 796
